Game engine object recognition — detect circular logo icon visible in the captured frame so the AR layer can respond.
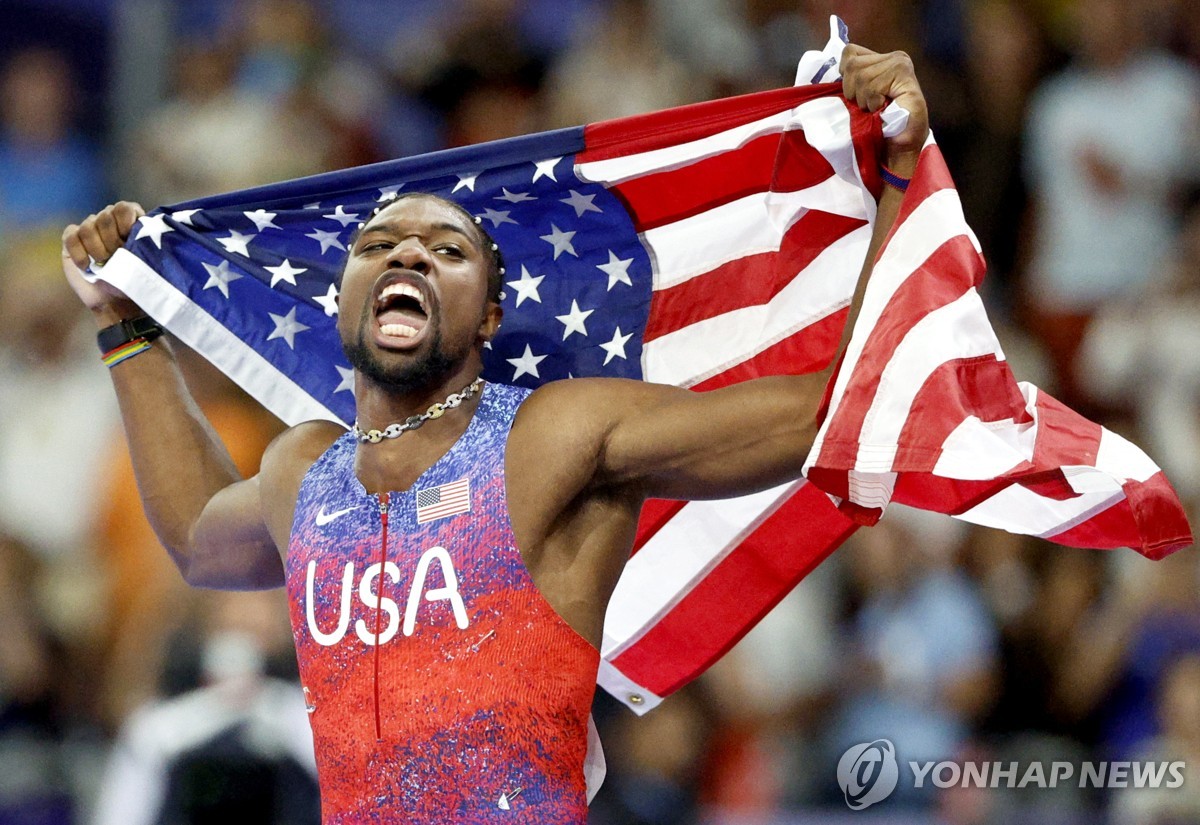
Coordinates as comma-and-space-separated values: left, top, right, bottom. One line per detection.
837, 739, 899, 810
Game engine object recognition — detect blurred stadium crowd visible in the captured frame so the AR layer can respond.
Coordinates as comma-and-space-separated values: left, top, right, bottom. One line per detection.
0, 0, 1198, 823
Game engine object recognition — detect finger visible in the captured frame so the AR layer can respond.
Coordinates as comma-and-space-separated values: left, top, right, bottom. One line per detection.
76, 219, 113, 265
113, 201, 145, 239
62, 225, 91, 271
93, 208, 124, 256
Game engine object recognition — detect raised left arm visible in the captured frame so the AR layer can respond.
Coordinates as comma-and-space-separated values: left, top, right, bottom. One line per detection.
555, 45, 928, 502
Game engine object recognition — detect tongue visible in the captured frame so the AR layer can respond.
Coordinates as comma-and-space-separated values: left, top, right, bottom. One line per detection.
378, 307, 428, 331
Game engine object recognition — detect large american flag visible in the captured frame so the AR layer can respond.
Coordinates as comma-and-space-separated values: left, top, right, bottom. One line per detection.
95, 23, 1192, 714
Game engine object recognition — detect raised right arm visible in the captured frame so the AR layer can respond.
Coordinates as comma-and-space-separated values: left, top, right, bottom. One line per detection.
62, 202, 339, 589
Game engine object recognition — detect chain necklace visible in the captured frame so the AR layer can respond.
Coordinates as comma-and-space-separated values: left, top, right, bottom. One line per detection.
352, 378, 484, 443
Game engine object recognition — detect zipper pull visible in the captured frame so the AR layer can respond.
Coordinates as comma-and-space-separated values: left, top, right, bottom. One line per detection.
379, 492, 390, 516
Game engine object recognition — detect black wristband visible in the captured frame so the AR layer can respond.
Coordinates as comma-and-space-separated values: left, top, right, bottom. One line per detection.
97, 315, 164, 354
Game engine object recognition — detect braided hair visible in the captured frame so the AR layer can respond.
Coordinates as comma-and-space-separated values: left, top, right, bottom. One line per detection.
339, 191, 506, 302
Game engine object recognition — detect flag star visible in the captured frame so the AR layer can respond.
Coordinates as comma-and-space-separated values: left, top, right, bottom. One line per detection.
313, 283, 339, 316
266, 306, 310, 349
496, 188, 536, 203
244, 209, 280, 231
479, 208, 517, 228
540, 224, 577, 259
170, 208, 201, 225
334, 365, 355, 394
324, 205, 360, 226
134, 213, 174, 248
506, 266, 545, 307
265, 258, 307, 288
201, 259, 243, 299
597, 250, 634, 290
560, 189, 602, 218
303, 201, 321, 209
507, 344, 547, 381
600, 326, 633, 365
555, 299, 593, 340
306, 228, 345, 254
453, 171, 480, 193
377, 185, 402, 201
217, 229, 256, 256
532, 157, 562, 182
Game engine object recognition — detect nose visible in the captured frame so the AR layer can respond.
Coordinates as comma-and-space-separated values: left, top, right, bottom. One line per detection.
387, 237, 432, 273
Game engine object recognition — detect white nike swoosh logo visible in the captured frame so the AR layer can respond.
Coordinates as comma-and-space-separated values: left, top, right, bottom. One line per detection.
315, 505, 359, 526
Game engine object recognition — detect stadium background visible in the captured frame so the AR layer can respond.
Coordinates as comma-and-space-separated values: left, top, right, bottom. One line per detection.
0, 0, 1197, 822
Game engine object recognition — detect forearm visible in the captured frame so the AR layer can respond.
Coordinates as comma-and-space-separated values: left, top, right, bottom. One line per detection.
822, 146, 919, 382
97, 307, 243, 565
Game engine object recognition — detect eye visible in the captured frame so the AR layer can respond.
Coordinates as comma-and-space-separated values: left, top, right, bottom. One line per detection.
361, 240, 393, 252
435, 245, 465, 258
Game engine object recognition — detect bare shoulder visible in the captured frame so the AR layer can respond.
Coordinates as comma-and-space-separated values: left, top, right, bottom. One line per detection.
258, 419, 347, 542
507, 376, 680, 498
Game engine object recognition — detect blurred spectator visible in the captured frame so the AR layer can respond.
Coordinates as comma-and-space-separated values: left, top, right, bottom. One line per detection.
1020, 0, 1200, 409
825, 509, 999, 805
0, 534, 74, 825
91, 590, 318, 825
588, 686, 713, 825
134, 0, 383, 207
0, 229, 118, 565
1110, 653, 1200, 825
1078, 201, 1200, 502
0, 47, 105, 230
543, 0, 703, 128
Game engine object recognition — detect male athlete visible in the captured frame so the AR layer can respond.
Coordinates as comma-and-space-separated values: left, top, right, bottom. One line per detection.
62, 46, 927, 823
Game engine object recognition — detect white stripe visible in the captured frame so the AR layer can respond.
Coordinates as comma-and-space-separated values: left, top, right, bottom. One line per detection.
642, 224, 870, 386
596, 659, 663, 716
96, 249, 343, 426
955, 483, 1126, 539
806, 187, 981, 467
643, 176, 872, 291
600, 479, 803, 659
577, 109, 799, 185
850, 289, 1003, 476
1093, 427, 1162, 484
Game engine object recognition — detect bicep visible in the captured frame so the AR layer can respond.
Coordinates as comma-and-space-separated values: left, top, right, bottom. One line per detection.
187, 475, 284, 590
593, 374, 827, 500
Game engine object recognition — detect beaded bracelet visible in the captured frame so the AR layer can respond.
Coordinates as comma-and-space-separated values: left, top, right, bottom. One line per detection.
880, 164, 911, 193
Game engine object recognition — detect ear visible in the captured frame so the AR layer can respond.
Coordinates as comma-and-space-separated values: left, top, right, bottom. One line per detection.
479, 301, 503, 342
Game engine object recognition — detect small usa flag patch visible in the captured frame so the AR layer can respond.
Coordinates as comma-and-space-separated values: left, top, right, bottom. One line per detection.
415, 478, 471, 524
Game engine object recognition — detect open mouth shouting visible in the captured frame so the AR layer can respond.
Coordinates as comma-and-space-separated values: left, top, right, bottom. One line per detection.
372, 274, 434, 350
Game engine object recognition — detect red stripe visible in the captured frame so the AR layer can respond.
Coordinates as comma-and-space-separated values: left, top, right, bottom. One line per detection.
610, 132, 835, 232
891, 355, 1032, 472
608, 482, 856, 697
689, 309, 847, 392
873, 143, 958, 263
579, 84, 841, 164
813, 235, 985, 469
1048, 473, 1193, 558
1029, 390, 1102, 469
643, 211, 866, 342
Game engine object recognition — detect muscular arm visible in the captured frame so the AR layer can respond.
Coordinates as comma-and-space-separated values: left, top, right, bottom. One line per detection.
523, 46, 929, 504
62, 203, 340, 589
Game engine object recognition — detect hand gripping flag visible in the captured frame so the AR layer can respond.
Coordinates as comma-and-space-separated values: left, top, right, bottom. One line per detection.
94, 18, 1192, 714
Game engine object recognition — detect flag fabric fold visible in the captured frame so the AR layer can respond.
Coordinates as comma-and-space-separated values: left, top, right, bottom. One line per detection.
93, 20, 1192, 715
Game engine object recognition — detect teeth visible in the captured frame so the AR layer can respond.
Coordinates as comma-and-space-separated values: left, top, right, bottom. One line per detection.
379, 283, 426, 310
380, 323, 419, 338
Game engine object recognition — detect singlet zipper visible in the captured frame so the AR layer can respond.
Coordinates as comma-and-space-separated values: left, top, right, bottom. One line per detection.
373, 492, 390, 742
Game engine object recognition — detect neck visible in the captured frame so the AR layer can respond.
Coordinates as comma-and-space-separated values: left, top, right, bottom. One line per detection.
351, 356, 484, 432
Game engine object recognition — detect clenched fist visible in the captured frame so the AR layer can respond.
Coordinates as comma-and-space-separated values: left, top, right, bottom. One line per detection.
840, 44, 930, 175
